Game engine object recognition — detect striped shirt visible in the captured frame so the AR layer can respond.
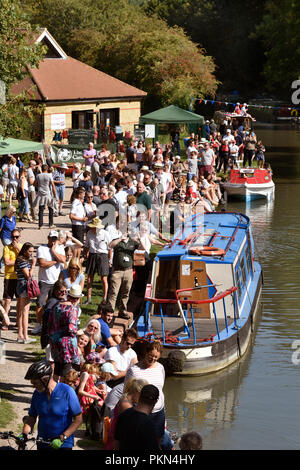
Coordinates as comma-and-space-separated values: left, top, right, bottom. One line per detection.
15, 257, 32, 281
124, 362, 165, 413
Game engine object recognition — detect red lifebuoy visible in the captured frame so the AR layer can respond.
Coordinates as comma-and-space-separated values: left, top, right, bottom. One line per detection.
189, 246, 203, 255
200, 246, 225, 256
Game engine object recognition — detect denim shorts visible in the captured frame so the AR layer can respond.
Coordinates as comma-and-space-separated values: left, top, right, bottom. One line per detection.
16, 279, 28, 298
56, 184, 65, 201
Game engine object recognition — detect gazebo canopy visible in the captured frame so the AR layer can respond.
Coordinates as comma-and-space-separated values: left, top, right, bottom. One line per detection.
0, 137, 44, 156
139, 104, 205, 125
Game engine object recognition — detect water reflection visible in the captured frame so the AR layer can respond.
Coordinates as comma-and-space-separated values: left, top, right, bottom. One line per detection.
165, 307, 262, 449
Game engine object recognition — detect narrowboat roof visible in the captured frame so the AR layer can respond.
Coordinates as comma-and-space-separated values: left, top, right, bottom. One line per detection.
158, 212, 250, 263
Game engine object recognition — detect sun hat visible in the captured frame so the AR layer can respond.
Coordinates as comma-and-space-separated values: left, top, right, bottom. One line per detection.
200, 138, 207, 143
101, 362, 118, 376
140, 166, 149, 171
188, 181, 194, 186
175, 155, 181, 160
153, 162, 164, 168
67, 285, 84, 298
87, 217, 105, 229
59, 163, 69, 169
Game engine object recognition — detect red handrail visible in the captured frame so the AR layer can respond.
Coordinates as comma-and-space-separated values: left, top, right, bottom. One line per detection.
144, 286, 237, 305
175, 286, 237, 304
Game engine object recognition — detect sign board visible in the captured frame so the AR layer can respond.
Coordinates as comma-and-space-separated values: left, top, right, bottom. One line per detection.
115, 125, 122, 134
67, 129, 95, 146
51, 114, 66, 130
145, 124, 156, 139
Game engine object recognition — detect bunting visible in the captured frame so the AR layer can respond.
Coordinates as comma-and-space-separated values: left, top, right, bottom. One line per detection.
196, 98, 299, 114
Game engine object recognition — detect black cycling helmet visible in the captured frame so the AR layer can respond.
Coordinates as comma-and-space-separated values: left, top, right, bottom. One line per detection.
25, 359, 52, 381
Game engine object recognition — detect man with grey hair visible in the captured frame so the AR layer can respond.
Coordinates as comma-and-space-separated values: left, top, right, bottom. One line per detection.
83, 142, 96, 172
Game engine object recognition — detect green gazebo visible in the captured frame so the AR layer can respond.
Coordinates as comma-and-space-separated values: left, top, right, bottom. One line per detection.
139, 104, 206, 140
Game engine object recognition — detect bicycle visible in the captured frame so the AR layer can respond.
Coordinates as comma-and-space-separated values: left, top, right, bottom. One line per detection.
0, 431, 51, 450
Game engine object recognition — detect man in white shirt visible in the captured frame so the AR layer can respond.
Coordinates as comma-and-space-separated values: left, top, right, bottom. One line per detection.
114, 182, 128, 210
104, 328, 138, 386
223, 129, 235, 143
33, 230, 66, 334
229, 141, 239, 166
83, 218, 111, 304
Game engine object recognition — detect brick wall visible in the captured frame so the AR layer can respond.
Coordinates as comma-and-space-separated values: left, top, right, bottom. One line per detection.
43, 100, 142, 144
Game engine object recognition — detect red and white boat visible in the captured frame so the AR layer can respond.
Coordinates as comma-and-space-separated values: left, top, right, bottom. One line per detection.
223, 167, 275, 201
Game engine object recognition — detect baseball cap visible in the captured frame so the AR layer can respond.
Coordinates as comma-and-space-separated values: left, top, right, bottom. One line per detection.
101, 362, 118, 376
48, 230, 59, 238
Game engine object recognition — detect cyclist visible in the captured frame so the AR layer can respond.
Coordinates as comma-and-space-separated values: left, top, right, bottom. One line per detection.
20, 359, 82, 450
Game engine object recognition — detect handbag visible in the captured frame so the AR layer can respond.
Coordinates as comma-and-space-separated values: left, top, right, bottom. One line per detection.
133, 250, 146, 266
27, 278, 40, 299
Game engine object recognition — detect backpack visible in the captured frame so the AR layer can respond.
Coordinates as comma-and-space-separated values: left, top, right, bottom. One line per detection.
85, 401, 105, 441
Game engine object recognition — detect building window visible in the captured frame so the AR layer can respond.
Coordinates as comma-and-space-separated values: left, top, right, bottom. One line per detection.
72, 110, 94, 129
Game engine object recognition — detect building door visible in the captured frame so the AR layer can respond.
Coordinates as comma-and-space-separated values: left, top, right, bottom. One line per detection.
99, 108, 119, 142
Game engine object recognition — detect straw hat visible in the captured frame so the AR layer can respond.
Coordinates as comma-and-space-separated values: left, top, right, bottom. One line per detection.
67, 285, 84, 298
87, 217, 104, 229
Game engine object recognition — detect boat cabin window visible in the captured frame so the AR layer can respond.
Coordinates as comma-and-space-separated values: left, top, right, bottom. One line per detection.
240, 255, 247, 285
245, 245, 252, 276
236, 267, 242, 302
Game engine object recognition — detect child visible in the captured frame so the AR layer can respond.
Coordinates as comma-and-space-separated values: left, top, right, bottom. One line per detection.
78, 363, 105, 417
61, 369, 80, 391
95, 361, 119, 398
178, 431, 202, 450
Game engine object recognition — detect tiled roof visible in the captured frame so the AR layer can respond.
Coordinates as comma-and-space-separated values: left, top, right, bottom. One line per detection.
12, 56, 146, 102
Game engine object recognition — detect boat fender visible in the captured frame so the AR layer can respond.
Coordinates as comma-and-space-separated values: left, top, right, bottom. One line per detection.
165, 350, 186, 374
199, 246, 226, 256
103, 417, 111, 445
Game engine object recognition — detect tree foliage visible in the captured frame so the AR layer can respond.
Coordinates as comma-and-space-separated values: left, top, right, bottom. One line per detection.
0, 0, 46, 137
254, 0, 300, 96
141, 0, 267, 96
23, 0, 218, 111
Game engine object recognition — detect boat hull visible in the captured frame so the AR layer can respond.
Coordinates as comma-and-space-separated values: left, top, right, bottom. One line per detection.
224, 181, 275, 200
158, 271, 262, 376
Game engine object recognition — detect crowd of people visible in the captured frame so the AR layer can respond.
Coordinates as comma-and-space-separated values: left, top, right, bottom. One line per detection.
0, 114, 268, 450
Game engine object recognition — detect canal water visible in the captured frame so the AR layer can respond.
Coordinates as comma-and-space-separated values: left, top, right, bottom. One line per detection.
164, 123, 300, 450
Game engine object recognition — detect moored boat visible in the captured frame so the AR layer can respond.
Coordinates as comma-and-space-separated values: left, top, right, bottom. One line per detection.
223, 167, 275, 201
135, 211, 263, 376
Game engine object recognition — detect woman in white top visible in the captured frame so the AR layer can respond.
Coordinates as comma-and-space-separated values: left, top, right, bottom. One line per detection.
136, 141, 145, 170
8, 157, 19, 206
69, 187, 88, 243
84, 192, 97, 226
124, 341, 166, 443
72, 163, 84, 189
17, 168, 31, 222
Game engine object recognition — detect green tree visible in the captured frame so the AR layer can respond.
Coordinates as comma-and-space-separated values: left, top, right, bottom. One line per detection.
255, 0, 300, 96
142, 0, 267, 96
0, 0, 46, 137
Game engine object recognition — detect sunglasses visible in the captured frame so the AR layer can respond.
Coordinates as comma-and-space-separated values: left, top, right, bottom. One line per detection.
11, 235, 20, 239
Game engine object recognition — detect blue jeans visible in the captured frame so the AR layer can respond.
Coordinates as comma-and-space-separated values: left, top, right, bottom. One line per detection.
19, 197, 29, 216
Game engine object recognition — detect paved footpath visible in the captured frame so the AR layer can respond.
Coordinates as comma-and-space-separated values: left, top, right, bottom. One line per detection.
0, 182, 94, 449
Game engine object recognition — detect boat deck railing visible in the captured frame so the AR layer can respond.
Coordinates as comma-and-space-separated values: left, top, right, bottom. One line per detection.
143, 285, 238, 346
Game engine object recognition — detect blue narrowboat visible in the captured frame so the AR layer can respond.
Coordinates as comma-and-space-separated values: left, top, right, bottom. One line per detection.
136, 211, 263, 376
